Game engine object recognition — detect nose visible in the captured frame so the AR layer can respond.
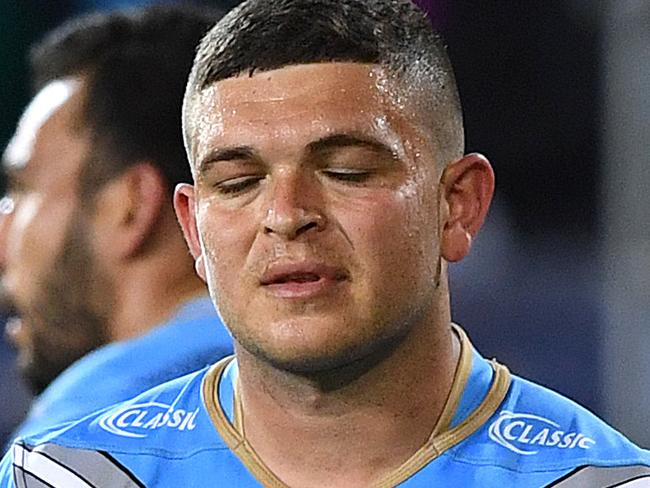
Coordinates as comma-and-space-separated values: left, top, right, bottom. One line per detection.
261, 172, 325, 240
0, 195, 15, 270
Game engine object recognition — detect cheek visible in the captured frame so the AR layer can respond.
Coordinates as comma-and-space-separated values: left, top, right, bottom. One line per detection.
7, 196, 70, 264
5, 196, 75, 298
6, 196, 42, 257
195, 199, 257, 291
340, 188, 439, 284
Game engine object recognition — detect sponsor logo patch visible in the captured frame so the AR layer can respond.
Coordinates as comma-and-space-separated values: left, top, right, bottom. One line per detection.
488, 411, 596, 455
99, 401, 199, 438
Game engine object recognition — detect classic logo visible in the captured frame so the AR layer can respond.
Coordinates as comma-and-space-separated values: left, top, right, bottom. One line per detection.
99, 401, 199, 438
488, 411, 596, 455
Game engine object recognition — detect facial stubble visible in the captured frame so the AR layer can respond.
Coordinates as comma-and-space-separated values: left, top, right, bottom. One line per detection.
20, 209, 113, 394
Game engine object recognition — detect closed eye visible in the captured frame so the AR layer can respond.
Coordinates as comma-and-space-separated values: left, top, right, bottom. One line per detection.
215, 175, 265, 195
321, 169, 372, 183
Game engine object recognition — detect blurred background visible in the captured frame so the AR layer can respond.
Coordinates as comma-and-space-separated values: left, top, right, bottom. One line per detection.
0, 0, 648, 447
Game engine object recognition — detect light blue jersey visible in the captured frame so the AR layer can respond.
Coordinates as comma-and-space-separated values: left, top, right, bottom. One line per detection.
7, 296, 232, 447
1, 327, 648, 487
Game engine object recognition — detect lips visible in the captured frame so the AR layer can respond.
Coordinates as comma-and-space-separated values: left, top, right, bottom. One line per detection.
260, 264, 345, 285
0, 282, 26, 346
4, 316, 24, 347
0, 282, 18, 317
262, 271, 320, 284
260, 263, 347, 298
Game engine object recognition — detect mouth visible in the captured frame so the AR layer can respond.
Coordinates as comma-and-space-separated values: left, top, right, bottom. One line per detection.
0, 283, 25, 345
4, 316, 23, 343
260, 264, 348, 298
0, 287, 18, 317
265, 272, 321, 284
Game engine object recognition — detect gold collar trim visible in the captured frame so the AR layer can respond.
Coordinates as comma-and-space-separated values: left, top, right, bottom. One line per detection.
202, 356, 286, 488
430, 323, 474, 436
202, 327, 511, 487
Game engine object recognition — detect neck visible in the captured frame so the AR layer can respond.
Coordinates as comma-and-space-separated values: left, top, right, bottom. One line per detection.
236, 296, 460, 488
108, 250, 208, 342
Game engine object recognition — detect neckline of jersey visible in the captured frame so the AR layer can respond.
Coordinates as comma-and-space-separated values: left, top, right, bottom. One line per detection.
201, 325, 511, 487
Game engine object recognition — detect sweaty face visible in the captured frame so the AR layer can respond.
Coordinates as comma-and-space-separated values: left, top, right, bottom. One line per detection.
0, 79, 111, 393
186, 63, 443, 373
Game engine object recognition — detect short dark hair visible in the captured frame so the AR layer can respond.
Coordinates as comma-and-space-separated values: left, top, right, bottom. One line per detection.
184, 0, 463, 167
30, 4, 223, 196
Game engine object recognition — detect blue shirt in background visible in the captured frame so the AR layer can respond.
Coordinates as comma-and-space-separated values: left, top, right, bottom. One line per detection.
7, 295, 232, 447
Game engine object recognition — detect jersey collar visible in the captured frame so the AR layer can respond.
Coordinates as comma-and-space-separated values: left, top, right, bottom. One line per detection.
202, 325, 511, 487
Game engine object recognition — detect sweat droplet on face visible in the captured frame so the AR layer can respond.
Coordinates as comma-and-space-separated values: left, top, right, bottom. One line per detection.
190, 86, 225, 164
372, 68, 407, 113
397, 178, 418, 200
375, 115, 389, 131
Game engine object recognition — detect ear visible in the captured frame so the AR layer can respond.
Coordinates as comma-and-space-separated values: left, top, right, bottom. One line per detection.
439, 152, 494, 262
92, 162, 166, 260
173, 183, 207, 282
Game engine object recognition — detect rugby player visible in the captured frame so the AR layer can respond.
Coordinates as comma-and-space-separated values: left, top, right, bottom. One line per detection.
1, 0, 648, 486
0, 5, 232, 445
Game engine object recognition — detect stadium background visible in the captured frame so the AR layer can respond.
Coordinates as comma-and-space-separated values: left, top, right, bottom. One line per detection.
0, 0, 648, 448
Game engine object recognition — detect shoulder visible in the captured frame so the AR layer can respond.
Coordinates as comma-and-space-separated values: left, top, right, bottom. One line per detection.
7, 361, 253, 487
0, 451, 16, 488
452, 370, 650, 478
12, 301, 232, 439
18, 365, 229, 458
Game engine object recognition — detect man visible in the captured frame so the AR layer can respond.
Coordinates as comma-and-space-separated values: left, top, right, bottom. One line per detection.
0, 5, 232, 444
2, 0, 649, 486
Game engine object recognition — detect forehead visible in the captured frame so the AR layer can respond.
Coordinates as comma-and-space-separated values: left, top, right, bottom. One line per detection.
188, 63, 425, 163
3, 79, 88, 185
4, 79, 82, 171
213, 62, 380, 108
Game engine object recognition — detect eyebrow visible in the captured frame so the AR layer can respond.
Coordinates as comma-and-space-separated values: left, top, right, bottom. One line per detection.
197, 146, 256, 173
196, 132, 398, 173
306, 133, 397, 159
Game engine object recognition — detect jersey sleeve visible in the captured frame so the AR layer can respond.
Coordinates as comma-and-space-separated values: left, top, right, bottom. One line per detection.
1, 441, 146, 488
546, 464, 650, 487
0, 448, 17, 488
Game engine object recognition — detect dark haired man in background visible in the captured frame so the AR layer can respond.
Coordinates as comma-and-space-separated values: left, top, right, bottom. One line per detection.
0, 4, 232, 445
1, 0, 648, 486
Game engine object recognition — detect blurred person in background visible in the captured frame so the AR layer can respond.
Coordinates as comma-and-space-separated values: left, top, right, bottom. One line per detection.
0, 3, 232, 445
0, 1, 67, 448
0, 0, 646, 486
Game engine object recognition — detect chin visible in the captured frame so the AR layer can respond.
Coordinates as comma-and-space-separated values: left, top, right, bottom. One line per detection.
267, 350, 359, 375
237, 327, 409, 383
